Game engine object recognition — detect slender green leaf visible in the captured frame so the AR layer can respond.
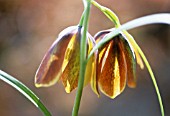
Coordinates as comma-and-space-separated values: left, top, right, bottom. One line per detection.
0, 70, 51, 116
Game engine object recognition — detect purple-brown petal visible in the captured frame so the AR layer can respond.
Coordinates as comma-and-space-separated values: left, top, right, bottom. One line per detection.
98, 36, 127, 99
120, 34, 137, 88
35, 26, 77, 87
123, 32, 144, 69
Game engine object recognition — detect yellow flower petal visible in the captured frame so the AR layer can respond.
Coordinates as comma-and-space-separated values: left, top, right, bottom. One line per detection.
90, 54, 99, 96
88, 37, 99, 96
61, 33, 80, 93
84, 35, 94, 87
61, 28, 95, 93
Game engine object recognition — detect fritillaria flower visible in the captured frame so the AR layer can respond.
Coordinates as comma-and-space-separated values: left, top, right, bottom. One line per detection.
35, 26, 96, 93
34, 26, 144, 99
94, 29, 144, 99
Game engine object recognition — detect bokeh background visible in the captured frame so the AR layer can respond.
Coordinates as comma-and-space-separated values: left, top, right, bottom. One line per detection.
0, 0, 170, 116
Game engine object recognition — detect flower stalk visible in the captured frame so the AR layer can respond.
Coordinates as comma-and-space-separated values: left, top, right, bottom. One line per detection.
72, 0, 91, 116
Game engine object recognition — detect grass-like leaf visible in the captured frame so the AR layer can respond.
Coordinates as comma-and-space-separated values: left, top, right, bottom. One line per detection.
0, 70, 51, 116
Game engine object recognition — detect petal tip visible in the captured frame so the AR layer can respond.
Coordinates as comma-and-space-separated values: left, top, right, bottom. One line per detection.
65, 80, 71, 93
35, 83, 42, 88
34, 77, 41, 88
93, 89, 100, 97
140, 64, 144, 69
97, 94, 100, 98
128, 82, 136, 88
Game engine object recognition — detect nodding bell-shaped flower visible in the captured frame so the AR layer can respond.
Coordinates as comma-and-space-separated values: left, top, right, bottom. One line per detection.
35, 26, 96, 93
94, 29, 143, 99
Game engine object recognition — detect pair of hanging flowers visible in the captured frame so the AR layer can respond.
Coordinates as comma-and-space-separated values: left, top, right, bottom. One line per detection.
34, 0, 168, 115
0, 0, 169, 116
35, 25, 143, 99
35, 1, 144, 99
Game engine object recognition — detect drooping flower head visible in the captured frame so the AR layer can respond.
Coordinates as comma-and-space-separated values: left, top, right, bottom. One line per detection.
94, 29, 143, 99
35, 26, 96, 93
35, 26, 144, 99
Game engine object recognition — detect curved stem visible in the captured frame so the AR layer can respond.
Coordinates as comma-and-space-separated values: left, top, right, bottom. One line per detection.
91, 0, 120, 27
0, 70, 51, 116
72, 0, 91, 116
129, 40, 165, 116
79, 11, 85, 27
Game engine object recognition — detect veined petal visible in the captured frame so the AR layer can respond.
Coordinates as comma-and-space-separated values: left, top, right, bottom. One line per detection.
90, 52, 99, 96
61, 28, 95, 93
123, 31, 144, 69
92, 30, 112, 96
94, 30, 110, 63
98, 36, 127, 99
35, 26, 77, 87
61, 28, 81, 93
120, 34, 137, 88
85, 34, 95, 87
88, 35, 99, 96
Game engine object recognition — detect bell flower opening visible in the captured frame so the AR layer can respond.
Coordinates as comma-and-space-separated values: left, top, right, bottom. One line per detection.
94, 30, 137, 99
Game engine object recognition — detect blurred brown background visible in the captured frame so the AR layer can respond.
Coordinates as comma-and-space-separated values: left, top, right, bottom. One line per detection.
0, 0, 170, 116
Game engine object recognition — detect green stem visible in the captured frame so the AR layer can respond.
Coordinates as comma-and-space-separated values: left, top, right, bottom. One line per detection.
72, 0, 91, 116
0, 70, 51, 116
79, 11, 85, 27
129, 40, 165, 116
91, 0, 120, 27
